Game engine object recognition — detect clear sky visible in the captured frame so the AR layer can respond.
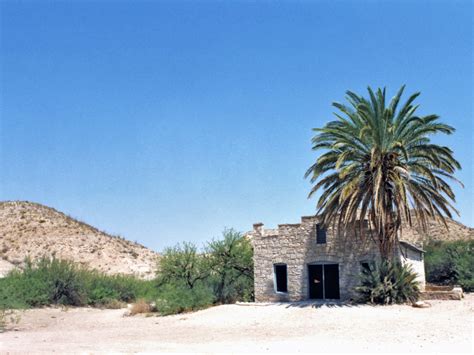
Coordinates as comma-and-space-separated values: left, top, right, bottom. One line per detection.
0, 0, 472, 252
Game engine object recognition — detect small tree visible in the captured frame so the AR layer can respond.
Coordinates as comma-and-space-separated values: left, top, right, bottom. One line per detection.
154, 231, 254, 314
206, 229, 254, 303
154, 242, 215, 314
157, 242, 210, 289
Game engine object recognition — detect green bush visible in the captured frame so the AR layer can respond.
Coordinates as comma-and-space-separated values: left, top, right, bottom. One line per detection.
155, 281, 215, 316
424, 240, 474, 291
0, 257, 156, 309
0, 258, 86, 308
83, 272, 156, 306
355, 260, 420, 304
0, 271, 45, 309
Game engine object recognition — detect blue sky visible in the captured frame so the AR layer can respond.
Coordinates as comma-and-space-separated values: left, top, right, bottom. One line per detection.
0, 0, 472, 252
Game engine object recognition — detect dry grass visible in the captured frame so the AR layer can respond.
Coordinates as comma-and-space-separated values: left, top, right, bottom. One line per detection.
129, 299, 152, 316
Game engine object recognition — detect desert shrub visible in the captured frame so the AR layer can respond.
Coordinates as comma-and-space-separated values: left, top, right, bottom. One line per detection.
83, 272, 155, 306
86, 283, 120, 306
355, 260, 420, 304
424, 240, 474, 291
0, 257, 157, 309
0, 270, 48, 308
0, 258, 86, 307
84, 273, 157, 308
38, 258, 86, 305
155, 281, 215, 316
129, 298, 152, 315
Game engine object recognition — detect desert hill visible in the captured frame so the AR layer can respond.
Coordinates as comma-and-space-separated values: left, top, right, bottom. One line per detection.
400, 214, 473, 244
0, 201, 159, 279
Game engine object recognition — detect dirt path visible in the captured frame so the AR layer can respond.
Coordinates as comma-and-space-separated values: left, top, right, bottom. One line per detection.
1, 295, 472, 353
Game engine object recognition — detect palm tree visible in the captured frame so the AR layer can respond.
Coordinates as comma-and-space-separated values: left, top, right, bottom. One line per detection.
305, 86, 462, 259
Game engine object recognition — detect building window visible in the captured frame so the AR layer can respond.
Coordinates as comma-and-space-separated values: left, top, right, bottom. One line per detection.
316, 224, 327, 244
274, 264, 288, 293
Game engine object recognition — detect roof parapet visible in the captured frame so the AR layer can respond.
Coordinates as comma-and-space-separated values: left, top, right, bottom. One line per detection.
253, 223, 264, 235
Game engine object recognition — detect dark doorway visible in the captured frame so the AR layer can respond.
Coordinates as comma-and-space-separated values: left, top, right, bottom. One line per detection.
308, 263, 340, 300
308, 264, 323, 299
323, 264, 340, 299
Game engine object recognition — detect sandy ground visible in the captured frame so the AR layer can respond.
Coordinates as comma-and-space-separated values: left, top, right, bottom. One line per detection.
1, 295, 473, 354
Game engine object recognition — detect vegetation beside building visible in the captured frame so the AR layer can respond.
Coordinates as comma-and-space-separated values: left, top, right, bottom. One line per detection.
0, 229, 254, 316
424, 239, 473, 292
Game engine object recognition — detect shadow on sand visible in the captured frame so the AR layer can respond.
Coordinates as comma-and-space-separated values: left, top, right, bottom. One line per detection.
282, 300, 362, 309
238, 300, 374, 309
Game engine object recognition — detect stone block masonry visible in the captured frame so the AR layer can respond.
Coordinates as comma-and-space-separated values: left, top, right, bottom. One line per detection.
250, 215, 425, 302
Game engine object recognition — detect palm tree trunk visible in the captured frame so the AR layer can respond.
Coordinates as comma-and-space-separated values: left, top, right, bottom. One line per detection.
373, 211, 398, 260
382, 223, 400, 260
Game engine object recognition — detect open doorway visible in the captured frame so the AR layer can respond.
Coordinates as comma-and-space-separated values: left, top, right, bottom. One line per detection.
308, 263, 340, 299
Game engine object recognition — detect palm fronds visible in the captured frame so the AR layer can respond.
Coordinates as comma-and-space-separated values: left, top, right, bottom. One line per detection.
306, 86, 462, 258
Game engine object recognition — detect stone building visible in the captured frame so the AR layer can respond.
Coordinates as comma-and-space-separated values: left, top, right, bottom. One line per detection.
249, 215, 426, 302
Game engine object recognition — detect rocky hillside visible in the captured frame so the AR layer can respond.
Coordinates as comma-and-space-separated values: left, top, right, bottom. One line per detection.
400, 215, 473, 245
0, 201, 159, 279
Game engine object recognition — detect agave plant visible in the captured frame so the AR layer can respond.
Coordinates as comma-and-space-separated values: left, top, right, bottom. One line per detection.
305, 86, 462, 259
355, 260, 420, 304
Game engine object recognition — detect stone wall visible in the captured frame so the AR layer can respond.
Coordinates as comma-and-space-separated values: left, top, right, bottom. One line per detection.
251, 216, 381, 302
251, 215, 432, 302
